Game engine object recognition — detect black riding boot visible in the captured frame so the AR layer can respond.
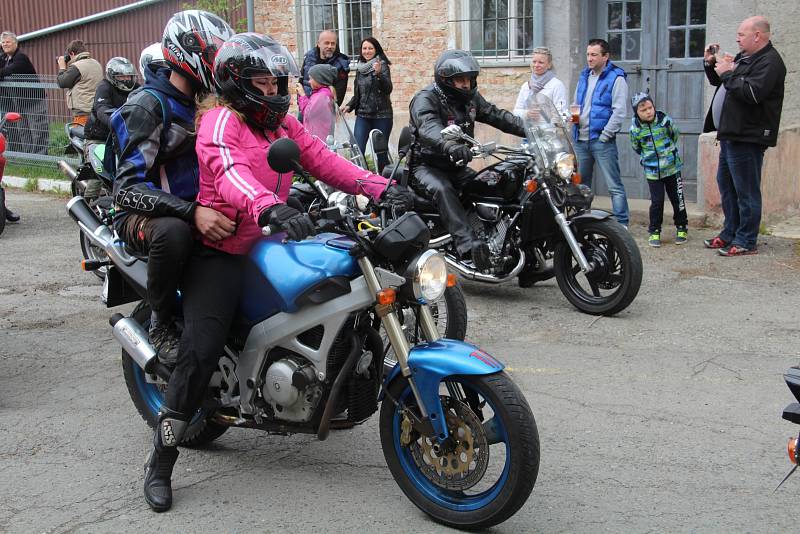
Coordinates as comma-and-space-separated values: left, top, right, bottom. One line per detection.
144, 409, 187, 512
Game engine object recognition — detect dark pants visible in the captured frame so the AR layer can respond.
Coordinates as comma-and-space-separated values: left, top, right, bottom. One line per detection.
413, 163, 477, 255
165, 244, 243, 415
117, 214, 193, 324
354, 116, 393, 171
716, 140, 765, 249
647, 173, 688, 234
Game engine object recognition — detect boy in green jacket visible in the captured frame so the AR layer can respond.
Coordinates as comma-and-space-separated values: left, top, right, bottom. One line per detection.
629, 92, 688, 247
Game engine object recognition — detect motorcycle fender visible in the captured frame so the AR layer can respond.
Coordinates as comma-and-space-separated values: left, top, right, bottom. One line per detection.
783, 402, 800, 425
381, 339, 504, 440
569, 209, 612, 223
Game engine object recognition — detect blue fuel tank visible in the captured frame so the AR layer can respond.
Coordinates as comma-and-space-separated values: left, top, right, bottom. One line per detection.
239, 233, 360, 323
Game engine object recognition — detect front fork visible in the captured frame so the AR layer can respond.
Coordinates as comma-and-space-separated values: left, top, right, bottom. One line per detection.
358, 256, 440, 420
540, 181, 593, 273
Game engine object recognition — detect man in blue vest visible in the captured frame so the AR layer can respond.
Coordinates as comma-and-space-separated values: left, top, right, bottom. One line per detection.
573, 38, 630, 227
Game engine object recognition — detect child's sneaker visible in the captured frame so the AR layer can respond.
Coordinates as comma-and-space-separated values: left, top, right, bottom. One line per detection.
675, 228, 688, 245
648, 232, 661, 248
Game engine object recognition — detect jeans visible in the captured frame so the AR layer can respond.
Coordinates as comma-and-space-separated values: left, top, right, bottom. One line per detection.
353, 116, 393, 171
716, 140, 765, 249
646, 173, 688, 234
574, 138, 629, 226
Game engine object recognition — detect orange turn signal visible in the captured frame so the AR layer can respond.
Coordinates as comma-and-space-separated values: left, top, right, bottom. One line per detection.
525, 180, 538, 193
81, 259, 89, 271
788, 437, 798, 464
447, 273, 457, 287
571, 172, 582, 185
377, 288, 396, 306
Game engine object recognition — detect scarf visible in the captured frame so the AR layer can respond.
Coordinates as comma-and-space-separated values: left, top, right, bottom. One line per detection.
528, 70, 555, 94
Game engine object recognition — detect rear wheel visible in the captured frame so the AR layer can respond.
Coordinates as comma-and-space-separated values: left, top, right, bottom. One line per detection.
0, 187, 6, 236
553, 219, 642, 315
121, 302, 229, 447
379, 372, 539, 529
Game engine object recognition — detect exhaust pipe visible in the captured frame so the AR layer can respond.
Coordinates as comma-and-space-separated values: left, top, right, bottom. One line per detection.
444, 251, 527, 284
58, 160, 78, 181
66, 196, 114, 248
110, 313, 157, 372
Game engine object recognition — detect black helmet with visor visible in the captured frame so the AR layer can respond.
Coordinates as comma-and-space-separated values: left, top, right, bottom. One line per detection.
434, 49, 480, 103
214, 33, 299, 131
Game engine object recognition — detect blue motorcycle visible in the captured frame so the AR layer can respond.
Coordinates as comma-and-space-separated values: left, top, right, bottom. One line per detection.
65, 138, 540, 529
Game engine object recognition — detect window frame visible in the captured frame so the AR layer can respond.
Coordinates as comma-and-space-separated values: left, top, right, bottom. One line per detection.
297, 0, 373, 60
456, 0, 535, 63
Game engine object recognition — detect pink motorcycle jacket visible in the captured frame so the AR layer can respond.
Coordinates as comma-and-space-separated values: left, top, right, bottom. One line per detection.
196, 106, 389, 255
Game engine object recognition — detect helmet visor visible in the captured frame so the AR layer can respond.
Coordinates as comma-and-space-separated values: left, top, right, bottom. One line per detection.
238, 42, 300, 79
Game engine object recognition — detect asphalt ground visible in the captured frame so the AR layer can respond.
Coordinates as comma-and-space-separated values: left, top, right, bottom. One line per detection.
1, 190, 800, 533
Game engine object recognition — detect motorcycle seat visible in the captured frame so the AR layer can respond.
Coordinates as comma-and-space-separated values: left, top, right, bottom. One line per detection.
69, 125, 85, 140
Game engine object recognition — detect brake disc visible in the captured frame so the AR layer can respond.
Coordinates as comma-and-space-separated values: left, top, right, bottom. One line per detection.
407, 396, 489, 491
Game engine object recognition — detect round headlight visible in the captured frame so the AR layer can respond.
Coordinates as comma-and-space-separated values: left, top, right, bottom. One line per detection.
412, 250, 448, 303
555, 152, 576, 179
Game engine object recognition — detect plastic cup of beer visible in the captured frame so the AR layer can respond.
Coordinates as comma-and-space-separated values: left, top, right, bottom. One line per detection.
569, 104, 580, 123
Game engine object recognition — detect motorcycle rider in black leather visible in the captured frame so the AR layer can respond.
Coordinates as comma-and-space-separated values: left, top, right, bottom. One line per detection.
408, 50, 525, 271
107, 10, 234, 513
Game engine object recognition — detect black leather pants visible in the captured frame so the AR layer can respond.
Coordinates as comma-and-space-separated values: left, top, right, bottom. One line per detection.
412, 164, 477, 255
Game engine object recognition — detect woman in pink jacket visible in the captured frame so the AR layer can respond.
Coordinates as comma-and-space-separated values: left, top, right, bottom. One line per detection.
146, 33, 413, 510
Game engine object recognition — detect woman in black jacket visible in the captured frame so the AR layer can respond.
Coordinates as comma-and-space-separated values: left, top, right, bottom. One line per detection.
341, 37, 393, 170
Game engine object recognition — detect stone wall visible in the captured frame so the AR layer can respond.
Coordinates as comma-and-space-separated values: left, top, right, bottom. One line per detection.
699, 127, 800, 223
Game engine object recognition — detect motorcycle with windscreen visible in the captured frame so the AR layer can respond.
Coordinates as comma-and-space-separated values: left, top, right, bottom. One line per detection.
409, 92, 642, 316
64, 136, 540, 529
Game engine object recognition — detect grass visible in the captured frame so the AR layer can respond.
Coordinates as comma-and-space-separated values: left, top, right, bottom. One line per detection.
4, 121, 76, 181
23, 177, 39, 192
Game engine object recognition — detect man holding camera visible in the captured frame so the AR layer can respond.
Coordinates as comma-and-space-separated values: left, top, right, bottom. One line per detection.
56, 40, 102, 126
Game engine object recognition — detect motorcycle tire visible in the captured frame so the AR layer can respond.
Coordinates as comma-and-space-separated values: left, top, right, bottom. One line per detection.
121, 301, 229, 448
381, 283, 468, 365
553, 218, 642, 316
379, 372, 539, 529
0, 187, 6, 237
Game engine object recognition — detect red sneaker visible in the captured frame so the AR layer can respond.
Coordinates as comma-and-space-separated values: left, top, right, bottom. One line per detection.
718, 244, 757, 256
703, 236, 729, 249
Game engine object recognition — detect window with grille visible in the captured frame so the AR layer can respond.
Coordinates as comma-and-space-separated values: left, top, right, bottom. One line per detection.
297, 0, 372, 59
452, 0, 534, 61
668, 0, 707, 58
605, 1, 642, 61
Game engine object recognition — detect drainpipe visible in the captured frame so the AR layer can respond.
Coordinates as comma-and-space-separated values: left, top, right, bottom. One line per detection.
533, 0, 545, 47
247, 0, 255, 32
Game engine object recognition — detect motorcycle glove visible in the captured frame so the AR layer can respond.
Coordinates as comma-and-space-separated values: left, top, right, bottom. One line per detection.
258, 204, 316, 241
444, 141, 473, 166
381, 184, 416, 213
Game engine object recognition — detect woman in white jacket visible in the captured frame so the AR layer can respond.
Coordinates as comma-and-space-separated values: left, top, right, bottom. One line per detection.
513, 46, 568, 117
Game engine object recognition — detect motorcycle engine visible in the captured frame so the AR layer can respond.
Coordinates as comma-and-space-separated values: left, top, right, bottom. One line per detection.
469, 211, 513, 257
261, 356, 321, 423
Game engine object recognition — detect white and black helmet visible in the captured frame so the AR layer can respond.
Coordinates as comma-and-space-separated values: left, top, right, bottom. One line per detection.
105, 57, 137, 92
139, 42, 167, 79
161, 10, 234, 91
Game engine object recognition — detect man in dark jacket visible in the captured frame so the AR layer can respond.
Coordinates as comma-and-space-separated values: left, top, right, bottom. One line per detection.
300, 30, 350, 107
0, 31, 49, 159
702, 16, 785, 256
81, 57, 139, 199
409, 49, 525, 271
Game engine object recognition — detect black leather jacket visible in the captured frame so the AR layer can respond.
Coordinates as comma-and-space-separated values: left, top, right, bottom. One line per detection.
409, 83, 525, 170
84, 79, 140, 142
703, 41, 786, 147
111, 66, 199, 222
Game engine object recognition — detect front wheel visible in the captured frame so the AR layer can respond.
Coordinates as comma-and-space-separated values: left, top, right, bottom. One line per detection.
379, 372, 539, 529
120, 302, 228, 447
553, 219, 642, 315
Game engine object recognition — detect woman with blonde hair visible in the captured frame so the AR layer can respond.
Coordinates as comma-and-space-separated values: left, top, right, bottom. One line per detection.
513, 46, 568, 117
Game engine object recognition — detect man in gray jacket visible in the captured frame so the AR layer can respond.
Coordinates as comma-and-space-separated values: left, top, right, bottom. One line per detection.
56, 39, 103, 125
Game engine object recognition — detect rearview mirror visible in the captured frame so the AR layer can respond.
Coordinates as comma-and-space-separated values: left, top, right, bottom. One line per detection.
267, 137, 302, 174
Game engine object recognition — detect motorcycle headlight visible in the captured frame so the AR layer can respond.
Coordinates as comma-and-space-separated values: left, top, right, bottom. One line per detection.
411, 250, 448, 304
555, 152, 576, 179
